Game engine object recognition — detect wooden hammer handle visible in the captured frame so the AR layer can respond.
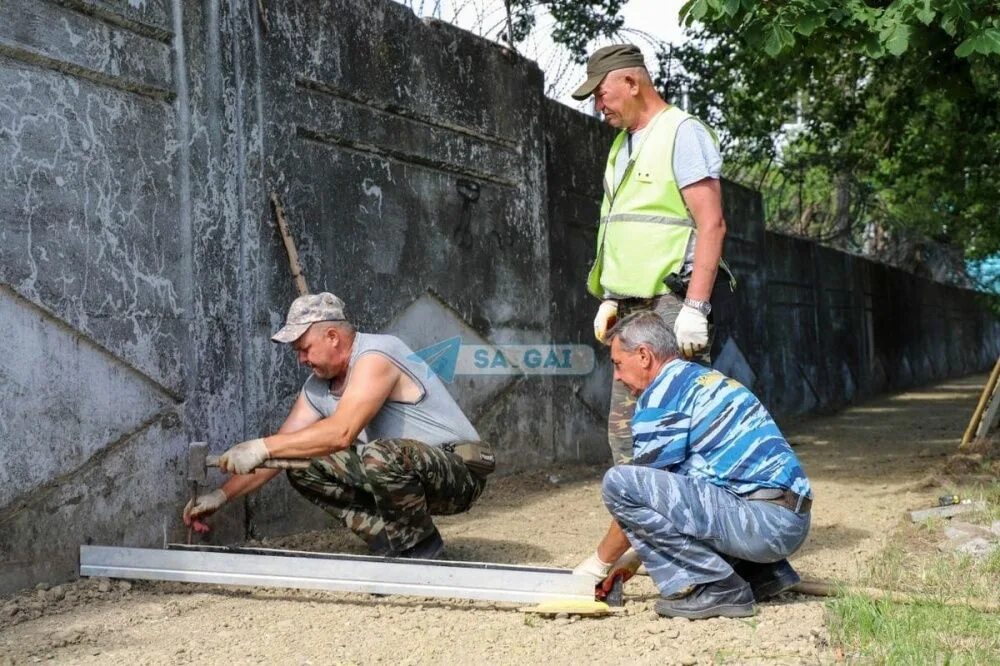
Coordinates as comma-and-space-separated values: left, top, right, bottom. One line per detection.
205, 455, 312, 470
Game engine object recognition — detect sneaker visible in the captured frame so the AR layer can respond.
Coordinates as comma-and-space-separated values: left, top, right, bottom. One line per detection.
732, 559, 800, 601
396, 529, 445, 560
654, 572, 755, 620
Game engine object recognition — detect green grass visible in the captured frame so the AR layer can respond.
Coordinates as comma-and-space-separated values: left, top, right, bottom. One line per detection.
827, 480, 1000, 664
828, 595, 1000, 664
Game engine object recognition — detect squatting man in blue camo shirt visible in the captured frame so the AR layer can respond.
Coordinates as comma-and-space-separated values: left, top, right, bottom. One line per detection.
182, 292, 494, 559
573, 312, 812, 619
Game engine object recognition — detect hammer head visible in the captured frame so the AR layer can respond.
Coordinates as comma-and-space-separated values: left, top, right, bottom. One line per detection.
187, 441, 209, 484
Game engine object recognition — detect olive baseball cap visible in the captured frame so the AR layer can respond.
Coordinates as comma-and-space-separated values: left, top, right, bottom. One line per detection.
271, 292, 347, 343
571, 43, 646, 100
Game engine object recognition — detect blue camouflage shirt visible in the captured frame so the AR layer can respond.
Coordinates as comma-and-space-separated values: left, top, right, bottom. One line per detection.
631, 359, 811, 498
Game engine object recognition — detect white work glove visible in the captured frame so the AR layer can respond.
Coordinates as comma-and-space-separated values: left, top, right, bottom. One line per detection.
182, 489, 227, 525
593, 300, 619, 344
573, 552, 613, 582
217, 437, 270, 475
673, 305, 709, 357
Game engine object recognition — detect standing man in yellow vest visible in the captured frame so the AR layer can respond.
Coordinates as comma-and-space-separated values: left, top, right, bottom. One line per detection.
571, 44, 732, 465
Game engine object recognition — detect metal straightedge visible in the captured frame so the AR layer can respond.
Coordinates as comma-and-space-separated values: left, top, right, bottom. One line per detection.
79, 544, 595, 604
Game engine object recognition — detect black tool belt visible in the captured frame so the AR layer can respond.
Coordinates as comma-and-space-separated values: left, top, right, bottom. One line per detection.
745, 488, 812, 514
442, 441, 496, 477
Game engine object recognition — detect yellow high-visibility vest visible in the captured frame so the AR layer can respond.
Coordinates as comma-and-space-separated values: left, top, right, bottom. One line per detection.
586, 106, 716, 298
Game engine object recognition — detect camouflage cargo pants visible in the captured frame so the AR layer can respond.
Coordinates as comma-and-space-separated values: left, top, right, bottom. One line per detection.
607, 293, 713, 464
286, 438, 487, 554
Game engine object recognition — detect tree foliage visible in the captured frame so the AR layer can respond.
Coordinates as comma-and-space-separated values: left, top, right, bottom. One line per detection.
670, 0, 1000, 260
503, 1, 627, 60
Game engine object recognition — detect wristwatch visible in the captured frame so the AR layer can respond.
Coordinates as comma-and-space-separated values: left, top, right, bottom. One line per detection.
683, 297, 712, 316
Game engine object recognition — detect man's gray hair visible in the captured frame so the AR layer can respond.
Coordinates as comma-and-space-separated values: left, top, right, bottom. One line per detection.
607, 311, 678, 359
312, 319, 356, 337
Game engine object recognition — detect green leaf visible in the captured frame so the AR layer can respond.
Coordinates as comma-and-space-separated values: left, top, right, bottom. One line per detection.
956, 28, 1000, 58
764, 28, 783, 57
915, 7, 935, 26
882, 23, 912, 56
863, 33, 884, 58
955, 38, 975, 57
941, 15, 958, 37
723, 0, 740, 18
683, 0, 709, 23
795, 13, 826, 37
981, 28, 1000, 54
775, 24, 795, 49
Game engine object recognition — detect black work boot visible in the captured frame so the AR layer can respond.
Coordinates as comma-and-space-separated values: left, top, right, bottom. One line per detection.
397, 529, 445, 560
732, 558, 800, 601
366, 532, 393, 556
654, 572, 755, 620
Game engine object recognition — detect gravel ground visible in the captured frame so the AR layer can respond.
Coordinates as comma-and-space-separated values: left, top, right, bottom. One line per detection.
0, 375, 987, 665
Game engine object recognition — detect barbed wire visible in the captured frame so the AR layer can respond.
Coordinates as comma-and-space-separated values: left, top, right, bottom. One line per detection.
395, 0, 669, 109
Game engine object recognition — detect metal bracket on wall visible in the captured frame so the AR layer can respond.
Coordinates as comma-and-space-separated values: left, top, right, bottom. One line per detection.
453, 179, 481, 249
79, 544, 595, 604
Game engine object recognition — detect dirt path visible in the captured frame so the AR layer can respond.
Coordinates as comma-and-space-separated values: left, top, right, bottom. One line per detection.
0, 374, 988, 665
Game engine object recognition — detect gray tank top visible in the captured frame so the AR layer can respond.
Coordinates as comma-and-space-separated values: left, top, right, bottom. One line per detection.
300, 333, 480, 446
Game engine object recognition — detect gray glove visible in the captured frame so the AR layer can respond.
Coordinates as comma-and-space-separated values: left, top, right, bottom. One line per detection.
182, 488, 227, 524
217, 437, 270, 475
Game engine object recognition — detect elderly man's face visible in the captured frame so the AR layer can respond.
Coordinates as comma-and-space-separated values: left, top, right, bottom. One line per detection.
594, 71, 637, 130
610, 336, 656, 396
292, 325, 348, 380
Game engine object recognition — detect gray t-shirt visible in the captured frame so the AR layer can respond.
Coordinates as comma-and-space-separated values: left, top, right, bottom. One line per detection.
608, 116, 722, 288
612, 117, 722, 191
301, 333, 480, 447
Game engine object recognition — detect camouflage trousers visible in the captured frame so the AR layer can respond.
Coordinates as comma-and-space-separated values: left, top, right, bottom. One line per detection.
602, 465, 810, 596
286, 438, 487, 554
607, 293, 713, 464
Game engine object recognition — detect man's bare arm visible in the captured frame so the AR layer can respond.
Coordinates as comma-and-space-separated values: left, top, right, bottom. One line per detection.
681, 177, 726, 302
264, 354, 400, 458
218, 393, 324, 500
596, 519, 632, 564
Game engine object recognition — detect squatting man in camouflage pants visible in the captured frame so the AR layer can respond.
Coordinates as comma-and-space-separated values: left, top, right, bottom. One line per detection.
183, 292, 493, 559
574, 312, 812, 619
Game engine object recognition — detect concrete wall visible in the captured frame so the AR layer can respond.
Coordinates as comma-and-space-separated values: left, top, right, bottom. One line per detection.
2, 0, 998, 595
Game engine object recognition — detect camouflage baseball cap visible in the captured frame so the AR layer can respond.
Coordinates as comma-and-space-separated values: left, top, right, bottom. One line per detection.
271, 292, 347, 343
571, 43, 646, 100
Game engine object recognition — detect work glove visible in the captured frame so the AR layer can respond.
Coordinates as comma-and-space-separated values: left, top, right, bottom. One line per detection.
573, 552, 613, 582
217, 437, 270, 475
673, 305, 709, 357
596, 548, 644, 601
182, 488, 227, 526
593, 300, 619, 344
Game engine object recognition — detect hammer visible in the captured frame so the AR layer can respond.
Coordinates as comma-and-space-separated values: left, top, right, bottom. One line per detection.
185, 441, 312, 542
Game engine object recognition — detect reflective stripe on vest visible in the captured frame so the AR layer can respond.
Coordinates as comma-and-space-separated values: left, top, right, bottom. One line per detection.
586, 106, 712, 299
600, 213, 695, 227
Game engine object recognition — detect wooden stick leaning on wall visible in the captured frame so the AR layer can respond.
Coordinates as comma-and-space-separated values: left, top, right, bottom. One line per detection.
960, 355, 1000, 451
270, 192, 309, 297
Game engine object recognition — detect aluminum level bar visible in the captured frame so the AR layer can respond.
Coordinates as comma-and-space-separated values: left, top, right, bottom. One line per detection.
79, 545, 595, 604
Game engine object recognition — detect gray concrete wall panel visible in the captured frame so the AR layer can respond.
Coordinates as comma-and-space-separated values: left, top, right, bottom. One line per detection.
0, 0, 173, 99
0, 286, 177, 509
